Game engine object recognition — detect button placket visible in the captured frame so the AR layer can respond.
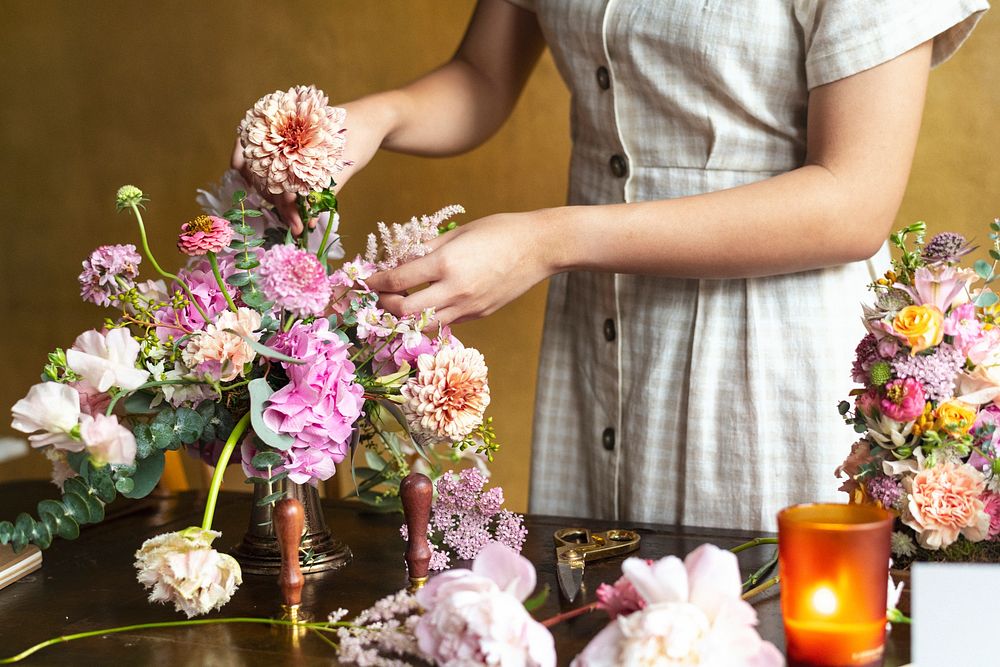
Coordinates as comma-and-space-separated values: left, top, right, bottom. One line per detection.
609, 154, 628, 178
596, 65, 610, 90
602, 427, 615, 451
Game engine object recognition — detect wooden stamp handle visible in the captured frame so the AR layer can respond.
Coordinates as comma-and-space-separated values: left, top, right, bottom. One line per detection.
400, 472, 433, 582
274, 497, 305, 608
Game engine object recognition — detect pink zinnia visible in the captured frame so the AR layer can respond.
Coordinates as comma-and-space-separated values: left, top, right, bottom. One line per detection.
177, 215, 233, 256
903, 462, 990, 550
879, 377, 926, 422
401, 346, 491, 443
238, 85, 348, 196
257, 244, 333, 317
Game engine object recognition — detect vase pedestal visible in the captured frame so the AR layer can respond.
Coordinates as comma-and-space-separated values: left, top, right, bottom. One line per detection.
231, 479, 351, 575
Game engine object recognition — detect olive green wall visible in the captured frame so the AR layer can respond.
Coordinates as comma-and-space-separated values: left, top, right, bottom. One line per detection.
0, 2, 997, 514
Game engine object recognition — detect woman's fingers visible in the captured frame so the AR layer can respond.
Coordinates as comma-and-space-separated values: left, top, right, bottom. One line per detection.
366, 254, 441, 296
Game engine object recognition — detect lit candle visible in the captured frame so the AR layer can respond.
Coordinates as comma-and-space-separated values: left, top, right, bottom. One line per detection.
777, 503, 893, 667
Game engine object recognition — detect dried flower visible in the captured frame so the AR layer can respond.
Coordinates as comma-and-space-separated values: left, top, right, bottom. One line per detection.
78, 244, 142, 307
364, 205, 465, 271
238, 85, 348, 196
256, 244, 333, 317
334, 590, 424, 666
890, 531, 917, 558
902, 461, 990, 550
177, 214, 234, 256
401, 347, 491, 443
135, 527, 242, 618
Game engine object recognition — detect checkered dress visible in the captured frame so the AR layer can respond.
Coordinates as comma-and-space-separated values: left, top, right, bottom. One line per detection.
506, 0, 988, 530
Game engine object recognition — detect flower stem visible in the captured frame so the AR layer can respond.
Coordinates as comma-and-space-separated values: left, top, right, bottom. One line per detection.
208, 252, 238, 313
0, 617, 348, 664
741, 575, 780, 601
129, 203, 211, 323
200, 412, 252, 531
729, 537, 778, 554
540, 602, 599, 628
316, 208, 337, 269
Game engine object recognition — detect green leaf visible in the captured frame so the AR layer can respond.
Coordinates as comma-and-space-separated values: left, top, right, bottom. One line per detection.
174, 406, 206, 444
227, 272, 252, 287
235, 256, 260, 271
251, 451, 285, 470
66, 451, 89, 475
975, 291, 999, 308
123, 390, 160, 415
975, 259, 993, 281
31, 519, 52, 550
115, 477, 135, 495
991, 249, 1000, 262
0, 521, 13, 543
256, 491, 287, 507
248, 378, 295, 451
232, 223, 256, 236
243, 209, 263, 217
88, 468, 117, 503
151, 408, 180, 450
240, 288, 271, 311
224, 210, 245, 222
37, 499, 66, 520
121, 450, 165, 499
229, 332, 304, 365
232, 190, 247, 205
134, 423, 154, 459
523, 585, 550, 612
62, 493, 90, 524
13, 514, 33, 552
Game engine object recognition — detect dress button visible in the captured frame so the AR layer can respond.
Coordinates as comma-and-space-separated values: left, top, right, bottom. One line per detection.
596, 66, 610, 90
609, 154, 628, 178
602, 427, 615, 451
603, 318, 616, 342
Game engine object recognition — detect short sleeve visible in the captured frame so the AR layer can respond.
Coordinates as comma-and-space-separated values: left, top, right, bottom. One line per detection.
795, 0, 990, 89
503, 0, 536, 12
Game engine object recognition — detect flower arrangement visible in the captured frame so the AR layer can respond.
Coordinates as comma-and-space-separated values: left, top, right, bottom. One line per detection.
837, 219, 1000, 565
0, 84, 500, 617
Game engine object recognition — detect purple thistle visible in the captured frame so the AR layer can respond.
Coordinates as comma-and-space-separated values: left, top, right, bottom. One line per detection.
890, 343, 965, 403
922, 232, 975, 264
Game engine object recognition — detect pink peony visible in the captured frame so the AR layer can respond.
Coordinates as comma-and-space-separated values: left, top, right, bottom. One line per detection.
415, 542, 555, 667
238, 85, 348, 196
79, 413, 137, 466
573, 545, 782, 667
982, 492, 1000, 539
181, 307, 262, 382
263, 319, 364, 484
879, 377, 926, 422
401, 346, 491, 443
11, 382, 82, 450
177, 215, 234, 256
66, 328, 150, 392
78, 244, 142, 307
257, 244, 333, 318
903, 462, 991, 550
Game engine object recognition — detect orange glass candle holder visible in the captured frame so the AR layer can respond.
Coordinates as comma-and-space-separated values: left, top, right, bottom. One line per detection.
777, 503, 893, 667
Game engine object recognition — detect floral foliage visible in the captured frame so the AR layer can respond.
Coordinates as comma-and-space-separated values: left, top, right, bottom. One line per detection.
838, 220, 1000, 562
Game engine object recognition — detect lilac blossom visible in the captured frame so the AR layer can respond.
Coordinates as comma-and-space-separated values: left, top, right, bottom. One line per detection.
78, 244, 142, 307
891, 343, 965, 403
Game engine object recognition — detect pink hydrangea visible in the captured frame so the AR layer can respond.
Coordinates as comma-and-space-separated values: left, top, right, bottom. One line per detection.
262, 319, 364, 484
238, 85, 348, 196
257, 244, 333, 318
981, 492, 1000, 539
879, 377, 926, 422
177, 215, 234, 256
902, 462, 990, 550
78, 244, 142, 307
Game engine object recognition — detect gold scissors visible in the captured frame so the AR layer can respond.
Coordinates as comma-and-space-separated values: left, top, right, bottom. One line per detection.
554, 527, 641, 602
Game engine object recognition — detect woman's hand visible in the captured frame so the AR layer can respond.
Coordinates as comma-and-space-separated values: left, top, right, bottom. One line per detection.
366, 211, 557, 325
230, 94, 399, 236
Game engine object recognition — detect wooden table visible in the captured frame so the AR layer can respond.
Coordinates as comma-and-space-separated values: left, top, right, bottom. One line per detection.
0, 481, 910, 665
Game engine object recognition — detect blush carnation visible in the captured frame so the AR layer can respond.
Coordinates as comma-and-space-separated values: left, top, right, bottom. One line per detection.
257, 244, 333, 318
78, 244, 142, 307
981, 492, 1000, 539
177, 215, 234, 256
902, 462, 991, 550
238, 84, 348, 196
596, 568, 649, 619
181, 307, 262, 382
401, 346, 491, 443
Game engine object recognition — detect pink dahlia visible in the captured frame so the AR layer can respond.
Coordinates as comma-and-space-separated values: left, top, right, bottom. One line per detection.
401, 346, 491, 443
257, 244, 333, 318
879, 377, 926, 422
79, 244, 142, 307
238, 84, 348, 196
177, 215, 234, 256
902, 461, 990, 550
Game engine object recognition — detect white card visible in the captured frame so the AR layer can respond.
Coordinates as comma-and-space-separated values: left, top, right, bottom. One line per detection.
912, 562, 1000, 667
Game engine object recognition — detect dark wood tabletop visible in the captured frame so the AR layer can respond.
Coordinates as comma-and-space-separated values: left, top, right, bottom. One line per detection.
0, 480, 910, 666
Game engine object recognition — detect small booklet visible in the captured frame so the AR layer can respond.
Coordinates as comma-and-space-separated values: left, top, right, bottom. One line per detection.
0, 544, 42, 591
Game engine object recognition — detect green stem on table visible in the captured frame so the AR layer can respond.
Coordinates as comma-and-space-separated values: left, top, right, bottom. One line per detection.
741, 575, 779, 602
200, 412, 252, 531
742, 549, 779, 590
208, 252, 238, 313
729, 537, 778, 554
0, 617, 347, 664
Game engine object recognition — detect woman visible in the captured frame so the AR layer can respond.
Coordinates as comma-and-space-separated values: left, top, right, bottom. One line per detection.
237, 0, 988, 530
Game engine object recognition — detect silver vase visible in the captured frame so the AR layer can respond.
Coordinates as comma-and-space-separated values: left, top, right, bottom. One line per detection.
230, 478, 352, 575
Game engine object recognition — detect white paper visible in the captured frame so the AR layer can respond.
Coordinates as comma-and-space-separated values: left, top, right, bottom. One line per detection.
912, 562, 1000, 667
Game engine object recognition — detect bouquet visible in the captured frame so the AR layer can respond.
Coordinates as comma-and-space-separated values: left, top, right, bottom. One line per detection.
837, 220, 1000, 565
0, 85, 500, 616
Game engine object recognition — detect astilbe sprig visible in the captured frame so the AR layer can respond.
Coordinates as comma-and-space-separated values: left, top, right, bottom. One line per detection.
364, 205, 465, 271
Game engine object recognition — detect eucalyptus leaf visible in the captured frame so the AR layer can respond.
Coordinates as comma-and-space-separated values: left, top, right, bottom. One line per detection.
256, 491, 287, 507
30, 520, 52, 550
975, 259, 993, 281
115, 477, 135, 495
0, 521, 12, 543
227, 272, 252, 287
240, 289, 272, 311
121, 450, 165, 499
235, 256, 260, 271
88, 469, 117, 503
229, 333, 304, 365
251, 451, 285, 470
975, 290, 999, 308
62, 493, 90, 524
123, 390, 160, 415
133, 423, 154, 459
150, 408, 179, 450
248, 378, 295, 451
243, 209, 263, 217
66, 451, 89, 475
174, 406, 206, 444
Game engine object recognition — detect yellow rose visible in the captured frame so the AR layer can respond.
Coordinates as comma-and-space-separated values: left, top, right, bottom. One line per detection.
934, 400, 977, 437
892, 305, 944, 355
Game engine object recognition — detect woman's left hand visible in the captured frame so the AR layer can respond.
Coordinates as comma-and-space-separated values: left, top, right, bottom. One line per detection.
365, 211, 556, 325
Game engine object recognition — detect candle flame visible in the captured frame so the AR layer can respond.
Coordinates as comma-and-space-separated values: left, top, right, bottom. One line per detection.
811, 586, 838, 615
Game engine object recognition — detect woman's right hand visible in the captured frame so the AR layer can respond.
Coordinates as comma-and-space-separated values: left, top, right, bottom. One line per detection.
230, 94, 397, 236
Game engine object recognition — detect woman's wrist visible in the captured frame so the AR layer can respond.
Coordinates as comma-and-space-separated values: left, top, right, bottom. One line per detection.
531, 206, 582, 276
